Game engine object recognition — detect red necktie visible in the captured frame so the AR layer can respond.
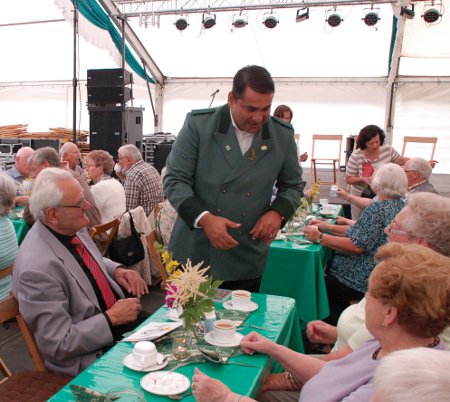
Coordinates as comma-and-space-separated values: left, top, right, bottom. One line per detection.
71, 236, 116, 309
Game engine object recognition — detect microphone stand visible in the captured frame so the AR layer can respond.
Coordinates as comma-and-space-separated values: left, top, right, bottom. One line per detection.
209, 92, 218, 109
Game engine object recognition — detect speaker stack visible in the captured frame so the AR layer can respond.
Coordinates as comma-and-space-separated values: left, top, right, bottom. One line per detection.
87, 68, 144, 159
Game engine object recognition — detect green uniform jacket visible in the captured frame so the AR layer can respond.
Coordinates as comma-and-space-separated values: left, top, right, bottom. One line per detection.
164, 104, 305, 281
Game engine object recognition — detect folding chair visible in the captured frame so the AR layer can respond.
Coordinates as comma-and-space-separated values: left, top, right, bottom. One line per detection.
89, 218, 121, 256
145, 230, 168, 290
401, 136, 437, 160
310, 134, 343, 185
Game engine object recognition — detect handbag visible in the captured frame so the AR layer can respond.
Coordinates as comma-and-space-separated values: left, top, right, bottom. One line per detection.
109, 211, 145, 266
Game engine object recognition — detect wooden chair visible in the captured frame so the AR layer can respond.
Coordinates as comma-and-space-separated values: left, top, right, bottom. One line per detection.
89, 218, 121, 256
310, 134, 343, 185
294, 133, 300, 146
145, 230, 168, 290
401, 136, 437, 160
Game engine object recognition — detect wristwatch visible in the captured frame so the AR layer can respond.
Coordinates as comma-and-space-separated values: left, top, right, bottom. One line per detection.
316, 233, 324, 244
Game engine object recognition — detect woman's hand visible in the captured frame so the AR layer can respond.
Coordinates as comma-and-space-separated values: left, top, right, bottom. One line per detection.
192, 368, 236, 402
240, 331, 276, 356
336, 217, 356, 226
303, 225, 321, 243
261, 373, 298, 392
336, 188, 349, 200
306, 321, 338, 344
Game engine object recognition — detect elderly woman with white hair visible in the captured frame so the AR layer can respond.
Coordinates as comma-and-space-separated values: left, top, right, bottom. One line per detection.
0, 173, 19, 301
304, 163, 407, 324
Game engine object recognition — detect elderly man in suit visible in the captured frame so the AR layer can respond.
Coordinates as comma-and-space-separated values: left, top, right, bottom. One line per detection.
12, 168, 148, 376
164, 65, 305, 292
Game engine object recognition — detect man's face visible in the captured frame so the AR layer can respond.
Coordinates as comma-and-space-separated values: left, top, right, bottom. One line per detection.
118, 153, 132, 172
385, 208, 416, 244
30, 162, 47, 179
16, 154, 32, 177
49, 179, 91, 236
403, 162, 420, 186
228, 87, 273, 133
281, 111, 292, 124
64, 147, 81, 169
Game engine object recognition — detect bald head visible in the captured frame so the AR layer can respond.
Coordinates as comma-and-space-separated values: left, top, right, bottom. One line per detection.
15, 146, 34, 177
60, 142, 81, 170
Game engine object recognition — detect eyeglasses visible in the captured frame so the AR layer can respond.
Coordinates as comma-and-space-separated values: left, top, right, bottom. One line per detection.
403, 169, 415, 173
385, 226, 409, 236
57, 199, 90, 209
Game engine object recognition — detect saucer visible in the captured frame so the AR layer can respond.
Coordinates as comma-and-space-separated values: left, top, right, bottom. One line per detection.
166, 308, 183, 322
123, 352, 168, 372
204, 331, 244, 347
141, 371, 190, 396
223, 300, 258, 312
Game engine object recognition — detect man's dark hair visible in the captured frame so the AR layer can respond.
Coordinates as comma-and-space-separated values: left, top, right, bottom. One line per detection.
356, 124, 386, 150
232, 65, 275, 99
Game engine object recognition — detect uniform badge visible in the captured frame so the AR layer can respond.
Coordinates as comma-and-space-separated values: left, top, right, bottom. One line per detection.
261, 145, 268, 151
225, 145, 231, 151
250, 149, 257, 161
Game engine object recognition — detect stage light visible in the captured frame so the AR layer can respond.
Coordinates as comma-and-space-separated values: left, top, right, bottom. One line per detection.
400, 5, 415, 20
232, 14, 248, 28
263, 13, 279, 29
174, 16, 189, 31
327, 13, 343, 27
202, 13, 216, 29
422, 2, 443, 24
363, 9, 380, 26
296, 8, 309, 23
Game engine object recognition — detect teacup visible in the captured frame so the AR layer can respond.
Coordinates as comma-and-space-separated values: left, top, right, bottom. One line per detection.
132, 341, 157, 368
231, 290, 252, 309
213, 319, 236, 344
319, 198, 329, 207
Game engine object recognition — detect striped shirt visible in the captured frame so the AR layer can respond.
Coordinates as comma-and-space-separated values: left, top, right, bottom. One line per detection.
0, 217, 18, 301
346, 145, 400, 193
123, 160, 164, 216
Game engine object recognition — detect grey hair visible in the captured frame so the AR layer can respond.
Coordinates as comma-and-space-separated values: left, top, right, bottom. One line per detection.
402, 192, 450, 257
0, 173, 16, 216
118, 144, 142, 162
405, 157, 432, 180
29, 168, 73, 221
373, 348, 450, 402
28, 147, 60, 167
371, 163, 407, 199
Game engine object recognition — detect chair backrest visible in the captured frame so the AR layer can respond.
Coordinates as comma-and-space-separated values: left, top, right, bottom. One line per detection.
294, 133, 300, 146
401, 136, 437, 160
88, 218, 121, 255
0, 295, 46, 372
145, 231, 168, 289
0, 264, 13, 281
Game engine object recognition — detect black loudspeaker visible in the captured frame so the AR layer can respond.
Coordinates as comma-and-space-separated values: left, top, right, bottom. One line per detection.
87, 87, 132, 105
89, 107, 144, 159
87, 68, 132, 87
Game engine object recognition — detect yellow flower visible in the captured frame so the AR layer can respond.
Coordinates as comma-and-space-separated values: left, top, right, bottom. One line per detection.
161, 251, 170, 264
169, 270, 182, 281
166, 259, 180, 274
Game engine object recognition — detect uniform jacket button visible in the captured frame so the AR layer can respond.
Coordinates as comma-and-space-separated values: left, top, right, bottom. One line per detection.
245, 192, 251, 197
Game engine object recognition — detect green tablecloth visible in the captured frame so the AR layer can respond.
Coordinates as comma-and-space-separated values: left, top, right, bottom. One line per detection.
49, 293, 302, 401
9, 208, 29, 244
261, 204, 343, 325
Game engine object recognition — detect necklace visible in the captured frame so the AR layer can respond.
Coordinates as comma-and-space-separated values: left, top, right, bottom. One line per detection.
372, 336, 440, 360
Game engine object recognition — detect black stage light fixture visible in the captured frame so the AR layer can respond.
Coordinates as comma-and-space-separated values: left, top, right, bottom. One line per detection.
202, 13, 216, 29
363, 11, 380, 26
296, 8, 310, 23
174, 16, 189, 31
422, 8, 441, 23
263, 14, 279, 29
400, 5, 415, 20
327, 13, 343, 27
232, 14, 248, 28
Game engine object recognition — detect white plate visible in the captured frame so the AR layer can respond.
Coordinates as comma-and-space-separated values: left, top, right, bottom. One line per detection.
123, 353, 168, 372
166, 308, 183, 322
223, 300, 258, 313
274, 233, 286, 240
140, 371, 190, 396
204, 331, 244, 347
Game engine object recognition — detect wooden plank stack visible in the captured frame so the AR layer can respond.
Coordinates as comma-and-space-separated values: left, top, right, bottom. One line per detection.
0, 124, 28, 138
0, 125, 89, 145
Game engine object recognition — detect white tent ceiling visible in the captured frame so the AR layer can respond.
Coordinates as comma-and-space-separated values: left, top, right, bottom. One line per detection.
1, 0, 449, 177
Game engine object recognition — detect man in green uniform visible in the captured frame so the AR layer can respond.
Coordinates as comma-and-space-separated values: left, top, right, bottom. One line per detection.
164, 65, 305, 292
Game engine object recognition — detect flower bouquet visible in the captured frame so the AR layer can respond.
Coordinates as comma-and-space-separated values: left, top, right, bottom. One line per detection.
301, 181, 320, 213
164, 259, 222, 334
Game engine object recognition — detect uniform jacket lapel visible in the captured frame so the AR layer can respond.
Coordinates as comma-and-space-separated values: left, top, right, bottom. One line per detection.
213, 105, 242, 168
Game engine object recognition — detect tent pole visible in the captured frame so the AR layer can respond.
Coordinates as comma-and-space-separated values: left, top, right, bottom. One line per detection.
72, 0, 78, 144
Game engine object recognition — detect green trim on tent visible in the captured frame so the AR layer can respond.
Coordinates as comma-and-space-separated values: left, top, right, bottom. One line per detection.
72, 0, 155, 83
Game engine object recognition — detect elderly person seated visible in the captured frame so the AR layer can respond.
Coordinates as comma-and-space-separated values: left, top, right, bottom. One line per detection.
60, 141, 83, 175
0, 174, 19, 301
306, 192, 450, 362
5, 146, 34, 206
192, 243, 449, 402
404, 157, 437, 194
303, 163, 407, 324
12, 168, 148, 376
85, 150, 126, 224
372, 348, 450, 402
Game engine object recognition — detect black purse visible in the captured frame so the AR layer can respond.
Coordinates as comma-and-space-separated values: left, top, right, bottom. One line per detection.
109, 212, 145, 266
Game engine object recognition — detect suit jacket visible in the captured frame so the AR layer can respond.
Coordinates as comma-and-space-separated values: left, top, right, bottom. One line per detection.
12, 220, 125, 376
164, 104, 305, 281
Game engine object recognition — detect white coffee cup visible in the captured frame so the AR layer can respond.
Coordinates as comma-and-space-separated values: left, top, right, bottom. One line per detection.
132, 341, 157, 368
330, 185, 338, 198
114, 163, 122, 173
319, 198, 329, 207
231, 290, 252, 309
213, 319, 236, 344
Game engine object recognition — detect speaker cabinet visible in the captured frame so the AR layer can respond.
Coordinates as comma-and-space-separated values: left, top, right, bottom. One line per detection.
89, 107, 144, 159
87, 87, 132, 105
87, 68, 132, 87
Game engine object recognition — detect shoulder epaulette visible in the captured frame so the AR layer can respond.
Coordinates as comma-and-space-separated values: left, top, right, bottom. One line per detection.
191, 108, 216, 115
271, 116, 293, 129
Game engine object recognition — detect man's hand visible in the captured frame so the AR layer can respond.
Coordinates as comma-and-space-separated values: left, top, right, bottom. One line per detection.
199, 213, 240, 250
299, 152, 308, 163
250, 210, 283, 244
106, 298, 141, 326
306, 320, 338, 344
114, 268, 148, 297
240, 331, 276, 356
15, 195, 29, 206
